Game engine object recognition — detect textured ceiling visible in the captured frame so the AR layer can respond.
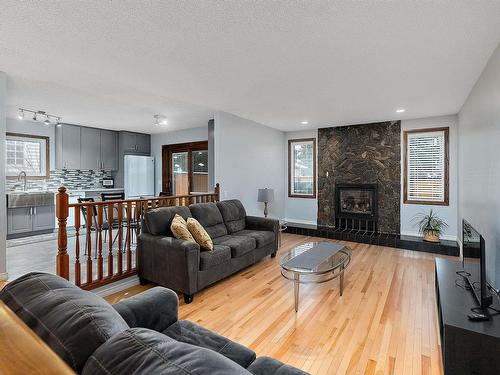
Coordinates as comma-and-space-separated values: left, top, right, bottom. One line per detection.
1, 1, 500, 133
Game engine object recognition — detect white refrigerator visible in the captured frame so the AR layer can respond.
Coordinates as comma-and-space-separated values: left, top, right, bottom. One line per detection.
124, 155, 155, 198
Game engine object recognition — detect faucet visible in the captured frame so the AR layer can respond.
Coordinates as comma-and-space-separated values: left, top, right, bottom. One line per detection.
18, 171, 27, 191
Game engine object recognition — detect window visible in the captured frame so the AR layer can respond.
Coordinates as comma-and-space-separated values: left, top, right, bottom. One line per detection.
5, 133, 49, 178
404, 127, 449, 205
288, 138, 316, 198
162, 141, 209, 195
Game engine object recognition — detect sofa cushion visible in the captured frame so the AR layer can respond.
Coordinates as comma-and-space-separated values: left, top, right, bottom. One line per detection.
82, 328, 251, 375
247, 356, 310, 375
144, 206, 192, 236
0, 272, 129, 373
199, 245, 231, 270
216, 199, 247, 234
171, 214, 196, 242
187, 217, 214, 251
233, 229, 275, 248
212, 235, 256, 258
189, 202, 228, 239
164, 320, 256, 368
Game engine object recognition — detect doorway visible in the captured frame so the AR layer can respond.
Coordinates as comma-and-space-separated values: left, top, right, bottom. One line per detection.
162, 141, 209, 195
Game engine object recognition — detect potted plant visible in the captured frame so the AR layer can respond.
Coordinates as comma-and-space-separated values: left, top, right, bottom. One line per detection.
413, 209, 448, 243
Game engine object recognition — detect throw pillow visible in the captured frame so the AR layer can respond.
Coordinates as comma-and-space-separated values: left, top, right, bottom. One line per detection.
170, 214, 195, 242
187, 217, 213, 251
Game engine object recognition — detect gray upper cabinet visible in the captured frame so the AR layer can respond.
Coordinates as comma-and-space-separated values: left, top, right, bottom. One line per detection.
80, 127, 101, 170
100, 130, 118, 170
120, 131, 151, 155
136, 133, 151, 154
56, 124, 81, 169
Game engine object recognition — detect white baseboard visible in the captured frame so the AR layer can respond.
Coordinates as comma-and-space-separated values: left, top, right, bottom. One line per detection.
0, 272, 8, 281
92, 275, 140, 297
400, 230, 457, 242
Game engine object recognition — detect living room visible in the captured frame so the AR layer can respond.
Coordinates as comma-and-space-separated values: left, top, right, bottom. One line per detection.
1, 2, 500, 375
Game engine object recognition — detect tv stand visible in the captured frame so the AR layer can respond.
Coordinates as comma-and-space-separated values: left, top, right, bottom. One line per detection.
435, 258, 500, 375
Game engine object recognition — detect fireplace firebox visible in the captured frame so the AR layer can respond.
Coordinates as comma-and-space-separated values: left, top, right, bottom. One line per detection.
335, 184, 377, 220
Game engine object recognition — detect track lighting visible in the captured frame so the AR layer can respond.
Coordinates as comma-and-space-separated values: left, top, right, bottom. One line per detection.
17, 107, 62, 126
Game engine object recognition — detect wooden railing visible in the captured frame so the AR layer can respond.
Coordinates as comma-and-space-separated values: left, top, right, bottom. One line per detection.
55, 183, 220, 290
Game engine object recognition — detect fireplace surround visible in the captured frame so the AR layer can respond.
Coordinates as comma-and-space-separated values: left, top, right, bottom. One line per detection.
335, 184, 377, 220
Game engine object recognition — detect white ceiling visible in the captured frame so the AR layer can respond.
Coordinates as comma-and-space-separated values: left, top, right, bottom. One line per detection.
1, 1, 500, 133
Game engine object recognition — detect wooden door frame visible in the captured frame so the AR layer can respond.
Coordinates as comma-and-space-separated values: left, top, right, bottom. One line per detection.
161, 141, 208, 195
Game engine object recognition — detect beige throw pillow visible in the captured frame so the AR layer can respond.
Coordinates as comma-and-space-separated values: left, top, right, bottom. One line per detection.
187, 217, 213, 251
171, 214, 195, 242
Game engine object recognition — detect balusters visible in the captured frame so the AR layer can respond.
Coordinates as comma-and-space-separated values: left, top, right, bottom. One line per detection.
74, 206, 81, 286
117, 202, 123, 275
86, 203, 93, 284
135, 200, 141, 238
107, 203, 114, 277
126, 201, 132, 272
97, 205, 104, 281
56, 187, 69, 280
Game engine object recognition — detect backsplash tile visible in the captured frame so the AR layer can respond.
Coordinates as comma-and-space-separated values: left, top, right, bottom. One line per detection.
6, 169, 114, 192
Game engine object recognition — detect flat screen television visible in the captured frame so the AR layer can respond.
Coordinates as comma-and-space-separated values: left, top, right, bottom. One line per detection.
462, 219, 492, 309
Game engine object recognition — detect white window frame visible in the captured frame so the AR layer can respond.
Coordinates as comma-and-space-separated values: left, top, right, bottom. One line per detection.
404, 127, 449, 205
288, 138, 316, 199
6, 133, 49, 179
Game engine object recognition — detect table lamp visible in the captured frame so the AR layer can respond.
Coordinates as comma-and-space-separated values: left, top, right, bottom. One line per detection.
257, 188, 274, 218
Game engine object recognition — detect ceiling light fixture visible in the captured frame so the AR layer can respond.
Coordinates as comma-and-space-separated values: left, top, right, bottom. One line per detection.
301, 121, 309, 125
396, 108, 406, 113
154, 114, 168, 126
17, 107, 63, 126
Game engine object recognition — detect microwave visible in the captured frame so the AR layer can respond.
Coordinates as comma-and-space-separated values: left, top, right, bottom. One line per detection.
102, 178, 114, 188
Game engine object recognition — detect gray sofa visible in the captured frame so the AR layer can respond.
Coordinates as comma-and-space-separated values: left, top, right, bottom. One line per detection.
0, 272, 309, 375
138, 199, 279, 303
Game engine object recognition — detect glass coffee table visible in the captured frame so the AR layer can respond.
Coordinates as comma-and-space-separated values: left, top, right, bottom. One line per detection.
280, 242, 352, 312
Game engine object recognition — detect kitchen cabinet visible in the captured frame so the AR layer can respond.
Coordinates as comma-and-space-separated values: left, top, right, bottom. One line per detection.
119, 131, 151, 155
7, 205, 55, 237
100, 130, 118, 170
80, 127, 101, 170
7, 207, 33, 235
56, 124, 81, 169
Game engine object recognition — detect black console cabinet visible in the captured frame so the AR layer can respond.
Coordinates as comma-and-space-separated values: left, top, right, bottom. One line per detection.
435, 258, 500, 375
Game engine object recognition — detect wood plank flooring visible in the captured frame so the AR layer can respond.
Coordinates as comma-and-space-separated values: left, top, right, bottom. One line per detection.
106, 233, 446, 375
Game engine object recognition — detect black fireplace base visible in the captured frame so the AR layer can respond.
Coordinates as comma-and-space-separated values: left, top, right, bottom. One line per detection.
284, 225, 458, 256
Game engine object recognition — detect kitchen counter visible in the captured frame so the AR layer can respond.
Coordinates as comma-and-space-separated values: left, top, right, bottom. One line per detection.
66, 187, 124, 193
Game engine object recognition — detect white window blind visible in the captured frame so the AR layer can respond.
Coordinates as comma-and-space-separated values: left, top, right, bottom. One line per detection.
5, 134, 48, 177
406, 129, 447, 203
289, 139, 316, 197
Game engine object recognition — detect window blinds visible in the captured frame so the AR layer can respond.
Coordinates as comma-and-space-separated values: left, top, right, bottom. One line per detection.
406, 130, 446, 202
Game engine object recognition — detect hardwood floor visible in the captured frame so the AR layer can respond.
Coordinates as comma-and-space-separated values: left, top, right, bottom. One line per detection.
106, 233, 446, 375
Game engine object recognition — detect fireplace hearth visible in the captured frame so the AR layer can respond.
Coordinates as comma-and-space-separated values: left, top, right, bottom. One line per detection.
335, 184, 378, 232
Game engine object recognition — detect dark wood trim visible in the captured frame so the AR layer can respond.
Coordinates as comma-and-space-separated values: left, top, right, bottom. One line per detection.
403, 127, 449, 206
288, 138, 317, 199
6, 132, 50, 180
161, 141, 208, 194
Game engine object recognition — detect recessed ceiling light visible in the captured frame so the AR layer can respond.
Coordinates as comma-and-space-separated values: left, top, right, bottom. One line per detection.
301, 121, 309, 125
396, 108, 406, 113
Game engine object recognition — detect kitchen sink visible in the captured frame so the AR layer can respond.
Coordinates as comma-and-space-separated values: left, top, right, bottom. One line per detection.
7, 191, 55, 208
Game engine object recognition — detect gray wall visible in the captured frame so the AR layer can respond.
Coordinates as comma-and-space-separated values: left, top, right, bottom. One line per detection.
400, 115, 458, 240
150, 126, 208, 195
458, 42, 500, 287
0, 72, 7, 280
214, 111, 285, 218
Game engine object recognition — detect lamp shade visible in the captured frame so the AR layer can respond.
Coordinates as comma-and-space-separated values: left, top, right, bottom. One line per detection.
257, 188, 274, 203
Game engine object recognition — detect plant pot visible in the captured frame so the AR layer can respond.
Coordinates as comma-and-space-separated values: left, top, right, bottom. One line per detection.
423, 230, 440, 243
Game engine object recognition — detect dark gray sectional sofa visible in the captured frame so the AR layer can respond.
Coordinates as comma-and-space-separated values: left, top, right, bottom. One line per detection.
138, 199, 279, 303
0, 272, 309, 375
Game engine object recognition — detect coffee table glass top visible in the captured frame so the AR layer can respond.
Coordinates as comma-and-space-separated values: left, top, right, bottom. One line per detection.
280, 241, 352, 275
